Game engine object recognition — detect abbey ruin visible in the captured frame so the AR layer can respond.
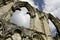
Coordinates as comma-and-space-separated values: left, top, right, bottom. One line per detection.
0, 0, 60, 40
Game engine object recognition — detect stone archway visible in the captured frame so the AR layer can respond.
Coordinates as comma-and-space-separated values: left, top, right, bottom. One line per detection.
11, 1, 53, 40
12, 1, 35, 18
0, 1, 54, 40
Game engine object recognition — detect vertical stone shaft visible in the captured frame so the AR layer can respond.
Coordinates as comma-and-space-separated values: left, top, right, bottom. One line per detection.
42, 15, 53, 40
30, 8, 53, 40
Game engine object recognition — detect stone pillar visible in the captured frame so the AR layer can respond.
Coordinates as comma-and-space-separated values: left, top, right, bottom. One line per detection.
30, 9, 53, 40
42, 15, 53, 40
30, 10, 45, 40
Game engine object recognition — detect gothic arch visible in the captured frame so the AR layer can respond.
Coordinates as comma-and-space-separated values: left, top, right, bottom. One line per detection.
12, 1, 36, 18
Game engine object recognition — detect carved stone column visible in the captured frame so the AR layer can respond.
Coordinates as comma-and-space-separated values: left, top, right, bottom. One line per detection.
30, 8, 53, 40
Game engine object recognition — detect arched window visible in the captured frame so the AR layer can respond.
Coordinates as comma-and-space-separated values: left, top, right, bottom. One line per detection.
48, 19, 57, 37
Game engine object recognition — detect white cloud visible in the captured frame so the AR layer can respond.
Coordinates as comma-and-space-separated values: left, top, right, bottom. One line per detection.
43, 0, 60, 18
10, 7, 30, 28
48, 20, 57, 37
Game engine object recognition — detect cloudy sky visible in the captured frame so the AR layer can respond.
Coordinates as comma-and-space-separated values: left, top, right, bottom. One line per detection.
10, 0, 60, 37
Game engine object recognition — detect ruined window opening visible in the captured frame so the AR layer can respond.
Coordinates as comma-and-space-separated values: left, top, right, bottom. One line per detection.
10, 7, 30, 28
48, 19, 57, 37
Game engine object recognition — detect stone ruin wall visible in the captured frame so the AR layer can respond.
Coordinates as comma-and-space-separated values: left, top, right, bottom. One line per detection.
0, 1, 60, 40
